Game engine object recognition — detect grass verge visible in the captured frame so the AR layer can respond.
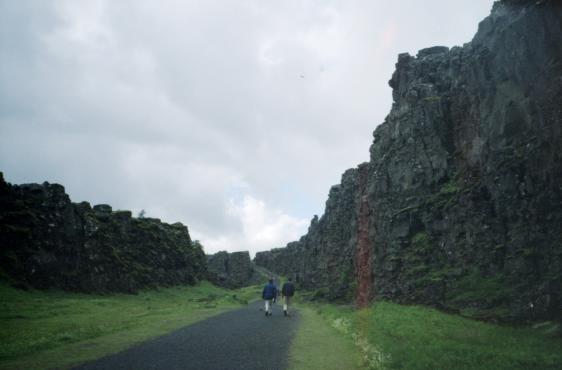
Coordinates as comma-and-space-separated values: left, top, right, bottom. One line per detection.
312, 300, 561, 370
0, 281, 261, 370
288, 304, 362, 370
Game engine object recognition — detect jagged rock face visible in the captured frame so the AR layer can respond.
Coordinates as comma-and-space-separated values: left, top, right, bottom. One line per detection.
206, 251, 255, 288
0, 173, 207, 293
256, 167, 361, 302
255, 1, 562, 321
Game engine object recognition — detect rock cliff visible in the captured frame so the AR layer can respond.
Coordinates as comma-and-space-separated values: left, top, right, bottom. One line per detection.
0, 173, 207, 293
206, 251, 261, 288
254, 0, 562, 321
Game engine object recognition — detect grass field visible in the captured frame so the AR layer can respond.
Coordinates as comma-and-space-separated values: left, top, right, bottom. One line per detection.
0, 281, 261, 370
2, 280, 560, 370
311, 301, 561, 370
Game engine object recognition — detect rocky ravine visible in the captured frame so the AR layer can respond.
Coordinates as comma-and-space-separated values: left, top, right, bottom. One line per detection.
255, 0, 562, 322
0, 172, 207, 293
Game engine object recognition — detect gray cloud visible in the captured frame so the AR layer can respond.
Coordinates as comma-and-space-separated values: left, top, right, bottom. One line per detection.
0, 0, 494, 256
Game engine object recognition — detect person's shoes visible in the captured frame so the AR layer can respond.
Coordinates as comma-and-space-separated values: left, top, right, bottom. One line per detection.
284, 310, 287, 316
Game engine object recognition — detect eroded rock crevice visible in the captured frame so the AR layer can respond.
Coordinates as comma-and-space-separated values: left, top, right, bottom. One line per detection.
355, 164, 373, 308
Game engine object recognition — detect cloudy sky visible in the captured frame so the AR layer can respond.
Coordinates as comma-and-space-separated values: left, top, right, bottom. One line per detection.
0, 0, 494, 256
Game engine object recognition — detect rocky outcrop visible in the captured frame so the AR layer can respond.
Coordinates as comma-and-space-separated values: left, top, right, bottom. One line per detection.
255, 0, 562, 322
256, 167, 361, 302
206, 251, 257, 288
0, 173, 207, 293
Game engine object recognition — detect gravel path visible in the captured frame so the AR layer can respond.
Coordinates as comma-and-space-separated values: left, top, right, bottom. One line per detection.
74, 301, 300, 370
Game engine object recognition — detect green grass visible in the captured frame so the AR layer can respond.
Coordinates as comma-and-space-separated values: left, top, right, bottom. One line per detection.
232, 284, 262, 304
3, 280, 559, 370
288, 304, 362, 370
311, 301, 561, 370
0, 281, 260, 370
445, 270, 514, 320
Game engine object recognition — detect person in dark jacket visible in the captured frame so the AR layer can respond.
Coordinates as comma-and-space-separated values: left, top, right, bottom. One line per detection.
281, 277, 296, 316
262, 279, 277, 316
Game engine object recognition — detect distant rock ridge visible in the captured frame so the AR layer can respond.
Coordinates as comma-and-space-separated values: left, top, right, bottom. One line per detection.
0, 172, 206, 293
254, 0, 562, 322
206, 250, 266, 288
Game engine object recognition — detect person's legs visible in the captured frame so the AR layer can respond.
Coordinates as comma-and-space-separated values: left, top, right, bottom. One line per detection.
264, 299, 270, 316
283, 296, 291, 315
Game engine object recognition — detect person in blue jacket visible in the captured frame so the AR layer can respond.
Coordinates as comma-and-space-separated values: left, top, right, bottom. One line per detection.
281, 277, 296, 316
262, 278, 277, 316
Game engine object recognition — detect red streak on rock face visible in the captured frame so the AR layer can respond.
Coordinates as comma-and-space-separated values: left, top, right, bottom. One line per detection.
356, 165, 373, 308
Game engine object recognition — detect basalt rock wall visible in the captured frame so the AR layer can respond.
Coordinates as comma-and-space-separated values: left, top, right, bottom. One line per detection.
256, 167, 362, 302
255, 0, 562, 321
0, 173, 207, 293
206, 251, 258, 288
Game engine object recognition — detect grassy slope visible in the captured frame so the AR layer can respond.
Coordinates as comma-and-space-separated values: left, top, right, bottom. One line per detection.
288, 305, 362, 370
314, 301, 562, 370
0, 282, 261, 370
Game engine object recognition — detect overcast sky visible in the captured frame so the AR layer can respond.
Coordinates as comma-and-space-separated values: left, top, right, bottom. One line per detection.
0, 0, 494, 257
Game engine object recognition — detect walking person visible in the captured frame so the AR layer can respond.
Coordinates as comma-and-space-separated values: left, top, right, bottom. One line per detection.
262, 278, 277, 317
281, 277, 295, 316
